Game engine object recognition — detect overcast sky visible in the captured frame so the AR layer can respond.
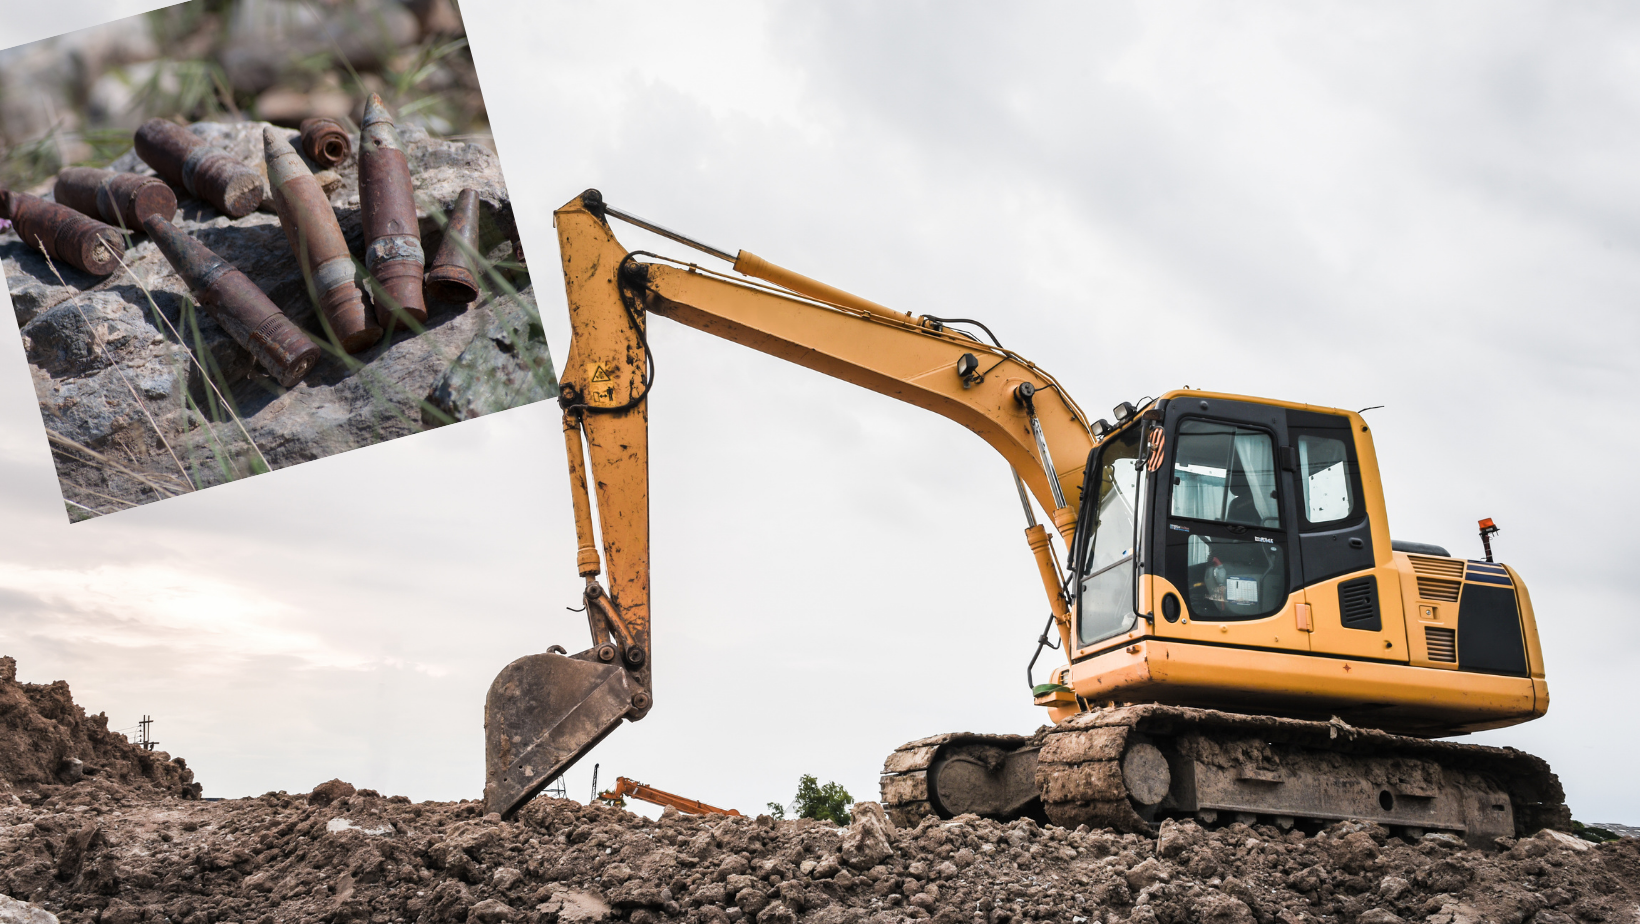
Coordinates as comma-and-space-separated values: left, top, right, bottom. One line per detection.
2, 1, 1637, 825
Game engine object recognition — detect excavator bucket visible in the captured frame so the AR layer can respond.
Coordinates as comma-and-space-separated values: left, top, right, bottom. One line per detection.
483, 650, 632, 819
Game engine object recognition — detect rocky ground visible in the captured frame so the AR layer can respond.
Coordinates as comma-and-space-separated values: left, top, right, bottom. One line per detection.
4, 118, 554, 519
2, 658, 1636, 924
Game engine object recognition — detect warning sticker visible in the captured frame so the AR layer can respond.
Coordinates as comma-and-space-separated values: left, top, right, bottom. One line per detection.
585, 363, 618, 405
1226, 577, 1259, 605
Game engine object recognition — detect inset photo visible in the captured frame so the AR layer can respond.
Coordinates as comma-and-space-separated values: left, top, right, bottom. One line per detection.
0, 0, 555, 520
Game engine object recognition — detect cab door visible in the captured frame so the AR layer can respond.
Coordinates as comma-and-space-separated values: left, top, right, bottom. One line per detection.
1287, 409, 1408, 662
1148, 396, 1311, 654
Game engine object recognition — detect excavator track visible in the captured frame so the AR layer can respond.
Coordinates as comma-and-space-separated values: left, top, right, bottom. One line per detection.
882, 732, 1035, 828
882, 705, 1568, 845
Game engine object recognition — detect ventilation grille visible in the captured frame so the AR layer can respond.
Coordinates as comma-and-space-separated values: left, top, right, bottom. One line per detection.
1338, 576, 1381, 630
1426, 626, 1456, 662
1409, 555, 1466, 579
1416, 577, 1463, 602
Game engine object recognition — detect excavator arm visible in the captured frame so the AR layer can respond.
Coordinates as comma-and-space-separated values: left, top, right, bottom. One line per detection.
483, 190, 1097, 818
598, 776, 742, 817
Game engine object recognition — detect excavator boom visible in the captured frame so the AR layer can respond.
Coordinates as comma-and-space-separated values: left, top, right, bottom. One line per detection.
483, 190, 1094, 816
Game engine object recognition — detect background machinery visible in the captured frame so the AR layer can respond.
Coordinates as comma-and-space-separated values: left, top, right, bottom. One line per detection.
481, 191, 1565, 844
597, 776, 742, 817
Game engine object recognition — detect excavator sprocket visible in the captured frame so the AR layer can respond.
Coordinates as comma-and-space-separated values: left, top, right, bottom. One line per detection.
883, 705, 1569, 845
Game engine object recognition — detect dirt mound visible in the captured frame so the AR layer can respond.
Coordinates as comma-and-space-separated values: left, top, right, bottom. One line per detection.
0, 656, 199, 802
1, 657, 1634, 923
1, 782, 1636, 924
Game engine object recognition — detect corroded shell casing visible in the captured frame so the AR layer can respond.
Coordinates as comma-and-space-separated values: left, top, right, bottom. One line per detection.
54, 167, 177, 233
299, 117, 353, 168
144, 215, 320, 388
0, 189, 125, 276
425, 187, 481, 304
264, 127, 380, 353
134, 119, 263, 219
358, 94, 426, 332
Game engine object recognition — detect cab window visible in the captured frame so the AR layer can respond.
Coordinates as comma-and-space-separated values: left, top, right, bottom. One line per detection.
1075, 425, 1143, 647
1171, 419, 1281, 528
1298, 434, 1353, 523
1165, 419, 1289, 620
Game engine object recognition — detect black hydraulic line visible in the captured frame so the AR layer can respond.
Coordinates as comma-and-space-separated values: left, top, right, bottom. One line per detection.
1026, 611, 1062, 689
923, 314, 1004, 349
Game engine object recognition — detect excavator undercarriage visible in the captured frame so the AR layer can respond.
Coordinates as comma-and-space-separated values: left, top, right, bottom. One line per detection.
881, 705, 1567, 846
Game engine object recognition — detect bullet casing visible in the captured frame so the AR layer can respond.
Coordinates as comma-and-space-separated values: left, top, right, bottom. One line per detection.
425, 187, 481, 304
0, 190, 126, 277
264, 127, 380, 353
299, 117, 352, 168
134, 119, 264, 219
144, 215, 321, 388
54, 167, 177, 232
358, 95, 426, 331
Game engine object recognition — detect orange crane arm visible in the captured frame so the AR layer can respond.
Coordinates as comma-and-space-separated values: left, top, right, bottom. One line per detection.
599, 777, 741, 816
482, 190, 1097, 818
556, 187, 1096, 650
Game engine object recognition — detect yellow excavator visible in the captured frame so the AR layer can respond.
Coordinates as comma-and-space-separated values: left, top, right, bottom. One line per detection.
482, 190, 1565, 845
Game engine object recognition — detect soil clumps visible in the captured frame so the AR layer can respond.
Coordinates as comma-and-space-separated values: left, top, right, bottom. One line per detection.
1, 659, 1636, 924
0, 656, 198, 803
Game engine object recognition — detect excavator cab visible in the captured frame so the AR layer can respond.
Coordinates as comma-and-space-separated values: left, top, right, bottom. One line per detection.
1060, 391, 1549, 736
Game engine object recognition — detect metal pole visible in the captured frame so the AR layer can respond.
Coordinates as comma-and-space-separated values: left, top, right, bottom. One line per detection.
603, 205, 737, 264
1010, 468, 1037, 528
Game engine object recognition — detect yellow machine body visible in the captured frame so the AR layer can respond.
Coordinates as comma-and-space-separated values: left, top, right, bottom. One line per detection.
1042, 391, 1548, 737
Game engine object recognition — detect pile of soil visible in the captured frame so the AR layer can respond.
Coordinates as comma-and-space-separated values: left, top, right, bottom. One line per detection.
0, 656, 198, 802
1, 659, 1636, 924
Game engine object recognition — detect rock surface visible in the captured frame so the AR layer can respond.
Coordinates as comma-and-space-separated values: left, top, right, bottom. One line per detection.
2, 658, 1636, 924
0, 892, 58, 924
3, 120, 554, 520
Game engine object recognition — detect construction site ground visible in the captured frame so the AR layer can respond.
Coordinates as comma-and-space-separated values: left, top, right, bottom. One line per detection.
2, 660, 1638, 924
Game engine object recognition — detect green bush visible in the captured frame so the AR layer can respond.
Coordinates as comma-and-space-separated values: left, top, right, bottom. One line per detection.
1571, 820, 1620, 843
777, 774, 851, 825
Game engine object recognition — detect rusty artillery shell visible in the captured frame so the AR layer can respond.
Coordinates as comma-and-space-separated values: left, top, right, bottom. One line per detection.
298, 117, 353, 168
264, 126, 381, 353
134, 119, 264, 219
54, 167, 178, 232
144, 215, 321, 388
358, 95, 426, 331
0, 189, 125, 276
425, 187, 480, 304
